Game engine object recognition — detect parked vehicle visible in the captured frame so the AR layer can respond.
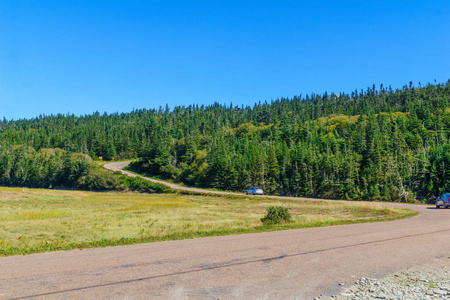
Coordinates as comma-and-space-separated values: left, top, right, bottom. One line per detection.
436, 194, 450, 208
246, 187, 264, 195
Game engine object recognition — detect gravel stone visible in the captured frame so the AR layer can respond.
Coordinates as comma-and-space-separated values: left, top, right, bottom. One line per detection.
317, 256, 450, 300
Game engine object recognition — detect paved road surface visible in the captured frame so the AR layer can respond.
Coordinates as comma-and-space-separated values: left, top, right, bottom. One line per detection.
1, 162, 449, 299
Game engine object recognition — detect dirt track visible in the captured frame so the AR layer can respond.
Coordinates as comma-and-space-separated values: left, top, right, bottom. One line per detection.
105, 161, 239, 195
0, 162, 449, 299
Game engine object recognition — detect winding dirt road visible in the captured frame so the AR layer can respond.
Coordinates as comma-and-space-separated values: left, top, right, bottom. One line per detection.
1, 162, 449, 299
104, 161, 239, 195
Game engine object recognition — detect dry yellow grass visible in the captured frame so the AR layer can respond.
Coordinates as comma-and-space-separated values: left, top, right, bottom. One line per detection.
0, 187, 415, 255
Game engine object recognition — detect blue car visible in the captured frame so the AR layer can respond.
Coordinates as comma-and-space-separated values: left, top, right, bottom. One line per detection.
246, 187, 264, 195
436, 194, 450, 208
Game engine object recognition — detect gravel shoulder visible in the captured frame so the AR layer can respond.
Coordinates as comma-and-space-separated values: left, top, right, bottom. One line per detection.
325, 256, 450, 300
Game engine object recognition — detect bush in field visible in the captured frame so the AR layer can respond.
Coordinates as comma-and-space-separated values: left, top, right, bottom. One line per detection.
120, 176, 169, 193
261, 206, 292, 225
77, 167, 121, 190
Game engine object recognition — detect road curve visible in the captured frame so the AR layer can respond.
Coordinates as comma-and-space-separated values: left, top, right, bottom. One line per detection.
1, 162, 449, 299
105, 161, 242, 195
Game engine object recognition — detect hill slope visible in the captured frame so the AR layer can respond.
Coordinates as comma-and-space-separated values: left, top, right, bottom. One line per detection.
1, 81, 450, 201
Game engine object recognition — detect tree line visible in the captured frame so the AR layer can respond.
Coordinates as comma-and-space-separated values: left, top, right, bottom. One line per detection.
0, 143, 168, 192
1, 80, 450, 201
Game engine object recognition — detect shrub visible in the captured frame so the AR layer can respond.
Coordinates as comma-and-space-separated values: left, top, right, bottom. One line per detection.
261, 206, 292, 225
120, 176, 169, 193
77, 167, 121, 190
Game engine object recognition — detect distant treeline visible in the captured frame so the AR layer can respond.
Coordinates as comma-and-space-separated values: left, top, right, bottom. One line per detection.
1, 81, 450, 201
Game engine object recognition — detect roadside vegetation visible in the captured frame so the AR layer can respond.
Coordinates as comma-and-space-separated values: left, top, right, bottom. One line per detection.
0, 187, 416, 256
0, 147, 169, 192
261, 206, 292, 224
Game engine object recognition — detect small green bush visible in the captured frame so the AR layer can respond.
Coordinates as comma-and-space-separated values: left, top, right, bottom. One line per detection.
77, 167, 121, 190
261, 206, 292, 224
119, 176, 169, 193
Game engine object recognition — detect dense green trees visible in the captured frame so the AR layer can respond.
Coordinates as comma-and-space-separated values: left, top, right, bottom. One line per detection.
1, 81, 450, 201
0, 144, 106, 189
0, 143, 168, 192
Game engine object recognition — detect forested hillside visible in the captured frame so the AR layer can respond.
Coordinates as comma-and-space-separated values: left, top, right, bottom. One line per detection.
1, 81, 450, 201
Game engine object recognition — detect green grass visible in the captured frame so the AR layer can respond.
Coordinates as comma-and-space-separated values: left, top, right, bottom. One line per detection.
0, 187, 417, 256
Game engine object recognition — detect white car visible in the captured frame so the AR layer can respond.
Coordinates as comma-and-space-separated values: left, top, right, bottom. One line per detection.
246, 187, 264, 195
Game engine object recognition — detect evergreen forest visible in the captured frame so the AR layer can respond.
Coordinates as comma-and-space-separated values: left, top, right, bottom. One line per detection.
1, 81, 450, 202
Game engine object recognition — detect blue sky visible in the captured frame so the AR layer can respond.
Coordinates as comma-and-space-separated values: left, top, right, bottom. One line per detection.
1, 1, 449, 120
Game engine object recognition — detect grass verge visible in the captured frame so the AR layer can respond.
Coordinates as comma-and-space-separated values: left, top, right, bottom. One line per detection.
0, 187, 417, 256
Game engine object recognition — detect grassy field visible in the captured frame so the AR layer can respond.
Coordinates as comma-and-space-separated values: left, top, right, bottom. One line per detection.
0, 187, 417, 256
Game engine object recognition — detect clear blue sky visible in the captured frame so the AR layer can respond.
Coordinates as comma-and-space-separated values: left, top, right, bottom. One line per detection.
1, 1, 449, 120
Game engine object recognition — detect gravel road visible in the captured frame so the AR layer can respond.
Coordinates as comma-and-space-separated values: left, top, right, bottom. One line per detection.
104, 161, 241, 195
0, 162, 449, 299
